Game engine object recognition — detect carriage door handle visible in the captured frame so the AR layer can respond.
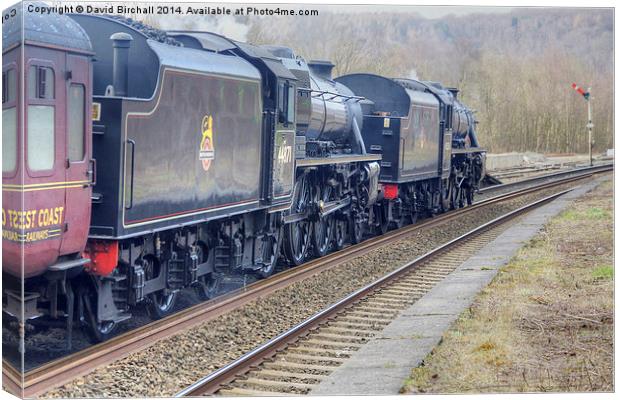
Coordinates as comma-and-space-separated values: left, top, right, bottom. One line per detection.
86, 158, 96, 187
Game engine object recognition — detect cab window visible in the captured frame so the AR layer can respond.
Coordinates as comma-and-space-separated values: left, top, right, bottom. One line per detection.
2, 68, 17, 173
27, 65, 55, 172
278, 81, 295, 125
287, 84, 295, 124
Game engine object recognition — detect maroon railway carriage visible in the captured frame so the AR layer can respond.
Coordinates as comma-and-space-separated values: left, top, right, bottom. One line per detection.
2, 7, 94, 330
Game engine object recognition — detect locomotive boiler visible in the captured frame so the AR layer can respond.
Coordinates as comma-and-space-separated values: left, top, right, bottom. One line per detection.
265, 47, 367, 157
304, 61, 366, 156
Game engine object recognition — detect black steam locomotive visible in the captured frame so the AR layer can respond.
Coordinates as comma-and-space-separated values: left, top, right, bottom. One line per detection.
2, 9, 484, 344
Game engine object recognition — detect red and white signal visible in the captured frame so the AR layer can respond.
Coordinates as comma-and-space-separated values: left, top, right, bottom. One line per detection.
571, 83, 590, 100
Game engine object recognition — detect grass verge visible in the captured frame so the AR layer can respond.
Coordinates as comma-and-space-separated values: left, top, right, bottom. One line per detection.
401, 178, 613, 393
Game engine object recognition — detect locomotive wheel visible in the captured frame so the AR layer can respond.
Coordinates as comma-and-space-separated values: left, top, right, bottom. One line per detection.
193, 243, 220, 301
378, 204, 389, 235
333, 218, 347, 251
92, 320, 116, 342
350, 212, 365, 244
312, 186, 335, 258
284, 175, 312, 265
81, 286, 117, 343
389, 202, 408, 230
143, 256, 177, 320
88, 320, 116, 343
440, 179, 452, 212
257, 229, 282, 278
148, 290, 176, 319
392, 215, 407, 230
195, 274, 220, 301
465, 186, 475, 206
451, 178, 462, 210
457, 183, 467, 208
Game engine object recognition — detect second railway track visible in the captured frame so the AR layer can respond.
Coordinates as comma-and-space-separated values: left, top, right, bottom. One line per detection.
204, 228, 507, 396
3, 164, 611, 398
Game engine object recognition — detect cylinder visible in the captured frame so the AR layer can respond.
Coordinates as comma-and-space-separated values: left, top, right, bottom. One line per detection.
110, 32, 133, 97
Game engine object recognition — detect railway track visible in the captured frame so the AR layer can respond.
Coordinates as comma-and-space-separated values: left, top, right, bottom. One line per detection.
176, 189, 573, 396
479, 163, 612, 195
2, 164, 611, 398
194, 227, 508, 397
488, 164, 562, 180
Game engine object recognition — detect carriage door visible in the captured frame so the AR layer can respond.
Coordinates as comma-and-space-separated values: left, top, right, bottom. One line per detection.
60, 54, 92, 254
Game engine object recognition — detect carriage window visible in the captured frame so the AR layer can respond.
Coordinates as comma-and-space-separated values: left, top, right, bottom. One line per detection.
27, 106, 55, 171
28, 66, 54, 100
2, 68, 17, 172
2, 107, 17, 172
68, 84, 85, 161
2, 69, 16, 104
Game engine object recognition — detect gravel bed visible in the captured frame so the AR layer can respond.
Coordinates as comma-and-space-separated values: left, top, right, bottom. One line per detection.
8, 171, 591, 372
43, 183, 581, 398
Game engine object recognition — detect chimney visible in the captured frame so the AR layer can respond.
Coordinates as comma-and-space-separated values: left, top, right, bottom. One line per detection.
308, 60, 335, 80
110, 32, 133, 97
447, 87, 459, 99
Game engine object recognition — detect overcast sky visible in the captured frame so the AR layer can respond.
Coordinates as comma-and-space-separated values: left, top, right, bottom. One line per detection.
323, 5, 513, 18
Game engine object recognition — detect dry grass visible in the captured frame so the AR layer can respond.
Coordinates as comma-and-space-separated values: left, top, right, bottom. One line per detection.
402, 178, 613, 394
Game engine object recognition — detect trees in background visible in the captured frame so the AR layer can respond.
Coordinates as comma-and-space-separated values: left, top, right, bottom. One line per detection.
246, 8, 613, 154
458, 48, 612, 154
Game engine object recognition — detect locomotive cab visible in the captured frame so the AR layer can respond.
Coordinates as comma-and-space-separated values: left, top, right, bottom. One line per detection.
2, 6, 94, 336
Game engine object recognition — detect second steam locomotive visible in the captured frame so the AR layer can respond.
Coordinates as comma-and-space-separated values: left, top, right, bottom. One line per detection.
2, 8, 484, 343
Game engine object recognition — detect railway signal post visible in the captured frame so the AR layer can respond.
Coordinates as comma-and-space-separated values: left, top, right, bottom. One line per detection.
572, 83, 593, 166
586, 88, 593, 166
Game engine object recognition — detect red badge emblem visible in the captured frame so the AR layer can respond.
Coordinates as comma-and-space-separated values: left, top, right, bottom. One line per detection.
199, 115, 215, 171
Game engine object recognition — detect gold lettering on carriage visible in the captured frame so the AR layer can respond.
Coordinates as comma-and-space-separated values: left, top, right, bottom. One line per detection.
2, 206, 63, 229
1, 206, 64, 242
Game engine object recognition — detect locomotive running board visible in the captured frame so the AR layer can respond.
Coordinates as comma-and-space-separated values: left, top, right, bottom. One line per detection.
451, 147, 486, 154
296, 153, 381, 167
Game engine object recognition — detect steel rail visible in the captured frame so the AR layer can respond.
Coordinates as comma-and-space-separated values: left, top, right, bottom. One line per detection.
479, 162, 612, 194
176, 188, 573, 396
2, 164, 610, 398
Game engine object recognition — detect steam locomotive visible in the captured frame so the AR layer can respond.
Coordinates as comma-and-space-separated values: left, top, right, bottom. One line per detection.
2, 7, 484, 344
